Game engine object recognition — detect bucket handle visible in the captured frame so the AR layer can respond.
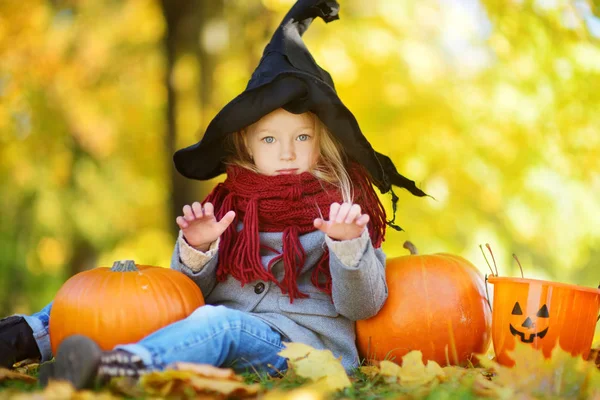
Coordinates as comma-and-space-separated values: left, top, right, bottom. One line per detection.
484, 274, 493, 313
480, 244, 496, 314
482, 247, 600, 322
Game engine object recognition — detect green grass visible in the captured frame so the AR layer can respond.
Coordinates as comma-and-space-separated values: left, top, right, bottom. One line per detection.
0, 365, 492, 400
1, 360, 594, 400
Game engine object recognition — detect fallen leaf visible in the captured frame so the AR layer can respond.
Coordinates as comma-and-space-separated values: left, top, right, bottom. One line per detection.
441, 365, 473, 381
471, 374, 515, 399
589, 347, 600, 368
357, 365, 380, 379
378, 351, 444, 387
262, 385, 325, 400
13, 359, 40, 370
278, 342, 351, 392
477, 341, 600, 398
107, 376, 146, 398
7, 381, 120, 400
167, 362, 241, 380
140, 369, 260, 398
0, 367, 37, 383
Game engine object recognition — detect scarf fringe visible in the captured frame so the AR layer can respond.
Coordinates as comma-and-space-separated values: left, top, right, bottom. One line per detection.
311, 251, 332, 295
281, 226, 308, 302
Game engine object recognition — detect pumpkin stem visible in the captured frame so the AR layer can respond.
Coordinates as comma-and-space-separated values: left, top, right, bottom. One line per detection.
111, 260, 138, 272
403, 241, 418, 255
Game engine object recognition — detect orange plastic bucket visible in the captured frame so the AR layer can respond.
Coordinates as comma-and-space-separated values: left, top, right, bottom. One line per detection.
487, 276, 600, 366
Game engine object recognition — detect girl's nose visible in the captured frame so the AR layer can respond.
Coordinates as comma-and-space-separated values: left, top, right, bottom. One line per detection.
280, 142, 296, 161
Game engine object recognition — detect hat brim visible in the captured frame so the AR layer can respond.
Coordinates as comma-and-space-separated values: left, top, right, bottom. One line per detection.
173, 73, 423, 195
173, 74, 375, 177
174, 75, 310, 181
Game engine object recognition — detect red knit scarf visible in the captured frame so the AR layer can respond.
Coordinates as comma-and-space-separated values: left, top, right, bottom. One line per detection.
203, 164, 387, 302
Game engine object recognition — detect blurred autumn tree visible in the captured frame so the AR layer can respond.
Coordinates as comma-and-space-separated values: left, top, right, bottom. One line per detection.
0, 0, 599, 347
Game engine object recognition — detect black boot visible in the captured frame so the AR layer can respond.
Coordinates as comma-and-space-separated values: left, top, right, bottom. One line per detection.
0, 315, 41, 369
41, 335, 150, 389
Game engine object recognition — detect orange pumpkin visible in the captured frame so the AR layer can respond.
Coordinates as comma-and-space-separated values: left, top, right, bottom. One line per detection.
49, 260, 205, 354
356, 242, 492, 366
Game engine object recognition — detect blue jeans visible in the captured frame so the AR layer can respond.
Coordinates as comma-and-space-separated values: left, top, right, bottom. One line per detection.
21, 302, 53, 363
24, 303, 289, 375
117, 305, 289, 374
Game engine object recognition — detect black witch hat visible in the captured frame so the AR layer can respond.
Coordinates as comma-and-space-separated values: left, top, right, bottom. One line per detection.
174, 0, 426, 206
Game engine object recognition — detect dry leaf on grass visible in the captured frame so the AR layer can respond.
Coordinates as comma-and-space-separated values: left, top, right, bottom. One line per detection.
107, 376, 147, 399
378, 351, 444, 387
112, 363, 259, 399
357, 365, 380, 379
262, 386, 326, 400
477, 341, 600, 398
7, 381, 120, 400
140, 368, 260, 398
278, 342, 351, 392
0, 367, 37, 383
471, 375, 515, 400
13, 359, 40, 373
590, 347, 600, 368
167, 362, 241, 380
441, 365, 488, 382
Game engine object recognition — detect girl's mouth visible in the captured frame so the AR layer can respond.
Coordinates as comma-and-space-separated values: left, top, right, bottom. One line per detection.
276, 169, 299, 175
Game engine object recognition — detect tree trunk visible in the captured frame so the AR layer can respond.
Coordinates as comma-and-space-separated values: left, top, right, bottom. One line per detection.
161, 0, 224, 239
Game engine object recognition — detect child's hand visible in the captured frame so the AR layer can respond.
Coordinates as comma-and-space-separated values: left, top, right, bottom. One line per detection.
313, 202, 369, 241
176, 202, 236, 252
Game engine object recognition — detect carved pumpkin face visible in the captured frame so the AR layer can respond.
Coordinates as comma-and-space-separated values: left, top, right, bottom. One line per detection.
508, 302, 550, 344
488, 276, 600, 367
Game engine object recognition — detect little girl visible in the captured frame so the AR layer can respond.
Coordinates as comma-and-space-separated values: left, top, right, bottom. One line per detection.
0, 0, 426, 389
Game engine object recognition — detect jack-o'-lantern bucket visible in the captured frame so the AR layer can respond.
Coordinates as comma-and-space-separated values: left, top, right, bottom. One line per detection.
487, 276, 600, 366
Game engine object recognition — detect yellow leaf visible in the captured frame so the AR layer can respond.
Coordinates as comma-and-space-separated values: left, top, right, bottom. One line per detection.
278, 342, 351, 391
8, 381, 120, 400
262, 385, 325, 400
478, 341, 600, 398
0, 367, 36, 383
187, 375, 260, 397
140, 369, 260, 398
441, 365, 471, 381
385, 351, 445, 387
472, 375, 515, 400
167, 362, 241, 381
363, 352, 445, 388
379, 360, 401, 377
358, 365, 380, 379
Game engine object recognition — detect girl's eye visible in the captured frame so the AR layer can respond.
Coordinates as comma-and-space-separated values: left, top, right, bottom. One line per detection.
262, 136, 275, 144
297, 134, 310, 141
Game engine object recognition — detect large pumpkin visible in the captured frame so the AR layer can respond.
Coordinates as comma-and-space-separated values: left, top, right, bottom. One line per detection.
49, 260, 205, 354
356, 242, 492, 366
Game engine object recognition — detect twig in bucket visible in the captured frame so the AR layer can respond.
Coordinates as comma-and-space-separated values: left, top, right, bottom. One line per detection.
485, 244, 499, 276
484, 274, 493, 312
479, 245, 496, 277
512, 254, 524, 278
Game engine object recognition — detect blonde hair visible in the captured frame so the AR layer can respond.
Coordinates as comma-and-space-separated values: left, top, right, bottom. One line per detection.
225, 112, 353, 202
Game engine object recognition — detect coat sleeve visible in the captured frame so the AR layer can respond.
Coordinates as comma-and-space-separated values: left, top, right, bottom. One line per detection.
326, 229, 388, 321
170, 235, 220, 298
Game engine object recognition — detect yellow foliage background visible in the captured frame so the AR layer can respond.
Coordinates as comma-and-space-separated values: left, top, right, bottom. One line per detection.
1, 0, 599, 340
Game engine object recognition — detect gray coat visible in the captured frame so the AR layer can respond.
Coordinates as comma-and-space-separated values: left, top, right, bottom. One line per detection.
170, 228, 387, 371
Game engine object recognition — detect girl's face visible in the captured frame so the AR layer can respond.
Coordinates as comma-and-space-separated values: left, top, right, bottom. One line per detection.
245, 108, 319, 176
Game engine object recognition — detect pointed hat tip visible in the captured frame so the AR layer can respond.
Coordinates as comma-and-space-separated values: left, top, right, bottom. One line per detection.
288, 0, 340, 25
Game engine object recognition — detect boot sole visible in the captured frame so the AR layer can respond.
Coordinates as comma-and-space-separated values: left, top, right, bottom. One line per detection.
50, 335, 102, 389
